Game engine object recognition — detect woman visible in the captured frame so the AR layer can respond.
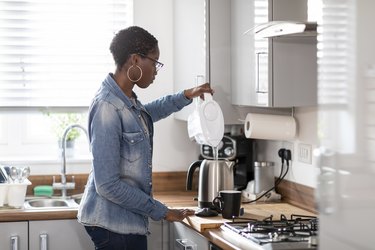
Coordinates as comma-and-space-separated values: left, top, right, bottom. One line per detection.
77, 26, 213, 250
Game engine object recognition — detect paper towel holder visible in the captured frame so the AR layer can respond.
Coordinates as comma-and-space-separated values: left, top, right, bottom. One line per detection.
244, 108, 295, 132
243, 111, 297, 140
242, 108, 295, 134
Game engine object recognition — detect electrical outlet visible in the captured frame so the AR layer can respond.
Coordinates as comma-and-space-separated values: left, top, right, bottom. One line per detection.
298, 143, 312, 164
282, 141, 294, 160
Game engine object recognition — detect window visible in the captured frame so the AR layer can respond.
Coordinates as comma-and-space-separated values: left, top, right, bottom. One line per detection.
0, 0, 133, 160
317, 0, 356, 154
0, 0, 133, 107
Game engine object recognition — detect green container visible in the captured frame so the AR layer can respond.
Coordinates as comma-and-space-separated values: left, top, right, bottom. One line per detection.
33, 185, 54, 197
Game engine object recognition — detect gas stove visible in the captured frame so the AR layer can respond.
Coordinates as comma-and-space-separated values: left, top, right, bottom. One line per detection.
220, 214, 318, 250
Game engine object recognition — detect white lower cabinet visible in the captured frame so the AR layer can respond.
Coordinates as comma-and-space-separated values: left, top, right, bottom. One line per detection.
0, 221, 28, 250
29, 219, 94, 250
1, 220, 211, 250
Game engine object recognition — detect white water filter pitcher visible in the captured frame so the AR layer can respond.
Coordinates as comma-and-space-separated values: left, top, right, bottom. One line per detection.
187, 77, 224, 148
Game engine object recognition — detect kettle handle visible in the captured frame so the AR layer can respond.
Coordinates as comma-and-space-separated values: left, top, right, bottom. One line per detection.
186, 160, 202, 190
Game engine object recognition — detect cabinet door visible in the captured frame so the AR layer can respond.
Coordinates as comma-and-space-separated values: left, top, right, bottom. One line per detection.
271, 0, 317, 107
174, 0, 253, 124
230, 0, 270, 107
148, 220, 163, 250
0, 221, 28, 250
173, 0, 208, 121
210, 0, 257, 124
29, 219, 94, 250
147, 219, 170, 250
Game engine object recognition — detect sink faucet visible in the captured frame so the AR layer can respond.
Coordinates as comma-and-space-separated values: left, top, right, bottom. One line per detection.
53, 124, 89, 198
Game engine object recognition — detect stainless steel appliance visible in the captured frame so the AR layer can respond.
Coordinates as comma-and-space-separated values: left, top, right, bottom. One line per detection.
200, 135, 254, 190
220, 214, 318, 250
186, 159, 235, 210
254, 161, 275, 194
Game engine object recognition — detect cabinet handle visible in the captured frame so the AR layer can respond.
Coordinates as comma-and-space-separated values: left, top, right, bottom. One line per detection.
176, 239, 197, 250
10, 235, 19, 250
40, 233, 48, 250
256, 52, 268, 94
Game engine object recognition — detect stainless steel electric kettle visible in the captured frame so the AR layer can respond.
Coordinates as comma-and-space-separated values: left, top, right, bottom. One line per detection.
186, 159, 235, 209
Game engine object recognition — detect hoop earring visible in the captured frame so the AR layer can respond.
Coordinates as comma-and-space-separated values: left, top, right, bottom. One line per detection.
127, 65, 143, 82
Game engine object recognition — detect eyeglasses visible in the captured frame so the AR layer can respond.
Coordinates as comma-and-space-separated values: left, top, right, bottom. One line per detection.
138, 53, 164, 72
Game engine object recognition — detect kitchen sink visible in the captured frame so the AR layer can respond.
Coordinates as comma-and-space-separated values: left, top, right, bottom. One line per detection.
27, 199, 69, 207
24, 197, 80, 209
71, 193, 83, 205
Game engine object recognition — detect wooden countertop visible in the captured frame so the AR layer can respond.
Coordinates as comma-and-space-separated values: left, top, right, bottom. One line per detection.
154, 191, 198, 207
0, 207, 78, 222
0, 191, 198, 222
0, 191, 315, 232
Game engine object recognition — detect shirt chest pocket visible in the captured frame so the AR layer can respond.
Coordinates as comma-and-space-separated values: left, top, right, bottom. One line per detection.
121, 131, 144, 162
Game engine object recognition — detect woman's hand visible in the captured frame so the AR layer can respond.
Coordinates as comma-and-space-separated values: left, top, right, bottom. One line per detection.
164, 208, 195, 222
184, 83, 214, 100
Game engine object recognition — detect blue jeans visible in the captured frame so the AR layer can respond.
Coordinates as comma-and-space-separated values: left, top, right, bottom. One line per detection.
85, 226, 147, 250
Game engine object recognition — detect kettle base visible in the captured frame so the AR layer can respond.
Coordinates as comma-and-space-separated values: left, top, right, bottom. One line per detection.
195, 207, 219, 217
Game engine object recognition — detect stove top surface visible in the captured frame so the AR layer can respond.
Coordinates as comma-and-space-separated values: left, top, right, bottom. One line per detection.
221, 214, 318, 250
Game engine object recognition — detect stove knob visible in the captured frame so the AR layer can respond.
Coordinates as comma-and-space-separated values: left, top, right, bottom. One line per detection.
308, 235, 318, 246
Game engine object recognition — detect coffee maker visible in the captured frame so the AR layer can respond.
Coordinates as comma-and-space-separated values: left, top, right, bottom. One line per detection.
199, 134, 255, 190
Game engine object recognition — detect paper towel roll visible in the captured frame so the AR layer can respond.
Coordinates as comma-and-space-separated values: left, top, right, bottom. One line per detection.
244, 113, 296, 140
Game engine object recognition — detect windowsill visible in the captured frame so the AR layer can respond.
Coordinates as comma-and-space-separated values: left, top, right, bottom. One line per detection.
0, 155, 92, 165
0, 155, 92, 175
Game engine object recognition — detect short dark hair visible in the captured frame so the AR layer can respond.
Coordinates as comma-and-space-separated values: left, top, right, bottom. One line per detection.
109, 26, 158, 69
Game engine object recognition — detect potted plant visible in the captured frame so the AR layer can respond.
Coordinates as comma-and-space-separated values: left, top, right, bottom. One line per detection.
46, 112, 84, 149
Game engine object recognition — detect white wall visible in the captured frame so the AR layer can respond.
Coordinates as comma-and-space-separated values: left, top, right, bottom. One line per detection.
255, 107, 320, 188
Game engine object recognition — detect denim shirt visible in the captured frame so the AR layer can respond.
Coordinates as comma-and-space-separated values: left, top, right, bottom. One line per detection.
77, 74, 192, 235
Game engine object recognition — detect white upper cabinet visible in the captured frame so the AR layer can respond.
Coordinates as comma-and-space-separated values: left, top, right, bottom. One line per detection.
173, 0, 313, 123
231, 0, 317, 107
230, 0, 269, 106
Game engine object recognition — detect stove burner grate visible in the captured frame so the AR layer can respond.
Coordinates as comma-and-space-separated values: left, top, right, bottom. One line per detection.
223, 214, 318, 246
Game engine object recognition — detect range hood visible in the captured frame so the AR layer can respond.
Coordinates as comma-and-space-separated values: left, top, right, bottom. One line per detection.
245, 21, 317, 38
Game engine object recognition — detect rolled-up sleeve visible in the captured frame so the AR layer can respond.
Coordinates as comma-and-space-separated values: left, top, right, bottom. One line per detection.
144, 91, 192, 122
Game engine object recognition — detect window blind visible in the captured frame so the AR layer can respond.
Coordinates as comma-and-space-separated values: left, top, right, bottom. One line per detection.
0, 0, 133, 107
317, 0, 356, 154
317, 0, 355, 105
